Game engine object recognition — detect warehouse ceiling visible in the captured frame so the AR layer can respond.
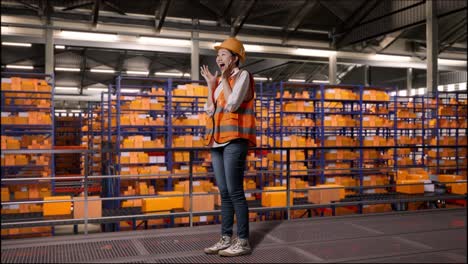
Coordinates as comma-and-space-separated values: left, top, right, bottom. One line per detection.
1, 0, 467, 108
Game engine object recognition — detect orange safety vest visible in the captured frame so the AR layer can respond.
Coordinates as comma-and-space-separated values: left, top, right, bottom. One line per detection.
204, 70, 256, 147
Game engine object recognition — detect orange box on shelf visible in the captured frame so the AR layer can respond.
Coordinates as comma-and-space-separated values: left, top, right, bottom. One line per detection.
396, 180, 424, 194
307, 184, 345, 204
261, 186, 293, 207
43, 196, 72, 216
438, 174, 463, 182
183, 192, 215, 212
73, 195, 102, 219
1, 187, 10, 201
450, 182, 467, 194
14, 190, 29, 200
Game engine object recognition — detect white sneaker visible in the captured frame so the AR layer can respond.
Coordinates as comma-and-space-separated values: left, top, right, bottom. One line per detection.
204, 235, 232, 254
218, 238, 252, 257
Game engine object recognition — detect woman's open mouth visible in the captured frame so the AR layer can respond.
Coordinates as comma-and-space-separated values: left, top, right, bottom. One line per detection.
219, 63, 226, 71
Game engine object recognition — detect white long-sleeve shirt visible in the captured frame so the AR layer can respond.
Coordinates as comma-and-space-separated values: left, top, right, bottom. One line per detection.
204, 70, 251, 147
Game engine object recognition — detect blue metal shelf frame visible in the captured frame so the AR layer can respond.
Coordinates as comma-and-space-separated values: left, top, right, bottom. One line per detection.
0, 72, 56, 190
433, 90, 467, 176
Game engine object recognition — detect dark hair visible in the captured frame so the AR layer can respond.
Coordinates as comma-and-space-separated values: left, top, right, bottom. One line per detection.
228, 50, 240, 67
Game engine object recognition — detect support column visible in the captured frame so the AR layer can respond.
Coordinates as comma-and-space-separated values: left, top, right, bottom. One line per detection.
328, 54, 337, 85
407, 68, 413, 95
45, 28, 54, 75
364, 65, 371, 86
191, 30, 200, 81
426, 0, 438, 94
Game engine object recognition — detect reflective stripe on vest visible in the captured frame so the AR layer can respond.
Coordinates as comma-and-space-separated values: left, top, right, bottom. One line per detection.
204, 71, 256, 147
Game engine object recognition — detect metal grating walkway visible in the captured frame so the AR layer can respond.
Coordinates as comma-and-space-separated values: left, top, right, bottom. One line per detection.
2, 208, 466, 263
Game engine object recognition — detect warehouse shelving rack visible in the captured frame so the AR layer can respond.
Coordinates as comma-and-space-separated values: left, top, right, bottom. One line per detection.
1, 71, 57, 237
55, 113, 83, 179
266, 81, 319, 188
169, 78, 212, 186
430, 90, 467, 176
1, 72, 55, 189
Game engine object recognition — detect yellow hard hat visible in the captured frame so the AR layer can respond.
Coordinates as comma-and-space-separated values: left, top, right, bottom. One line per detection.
214, 37, 246, 63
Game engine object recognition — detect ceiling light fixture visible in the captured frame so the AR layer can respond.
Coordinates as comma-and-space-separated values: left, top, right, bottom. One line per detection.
87, 87, 108, 92
373, 54, 411, 61
60, 30, 118, 42
438, 59, 465, 66
138, 37, 191, 47
90, 69, 115, 74
288, 78, 305, 82
155, 72, 183, 77
458, 82, 467, 91
55, 86, 79, 91
2, 42, 32, 47
295, 48, 336, 57
55, 45, 66, 49
55, 67, 80, 72
253, 77, 268, 81
126, 70, 149, 75
244, 44, 264, 52
312, 80, 329, 83
6, 65, 34, 69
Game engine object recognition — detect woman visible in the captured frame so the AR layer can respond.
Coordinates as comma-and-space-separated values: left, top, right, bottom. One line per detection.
200, 37, 256, 257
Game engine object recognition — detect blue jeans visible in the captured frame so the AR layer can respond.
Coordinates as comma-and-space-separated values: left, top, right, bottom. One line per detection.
211, 139, 249, 239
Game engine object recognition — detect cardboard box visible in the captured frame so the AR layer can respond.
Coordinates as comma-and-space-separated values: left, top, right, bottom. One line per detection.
183, 192, 214, 212
307, 184, 345, 204
73, 195, 102, 219
396, 180, 424, 194
43, 196, 72, 216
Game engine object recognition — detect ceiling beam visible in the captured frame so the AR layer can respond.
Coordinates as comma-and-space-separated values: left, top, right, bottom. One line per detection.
18, 1, 39, 12
67, 50, 116, 69
199, 1, 229, 26
79, 48, 88, 95
221, 0, 233, 23
333, 0, 380, 49
270, 62, 291, 82
305, 64, 327, 82
231, 0, 256, 37
103, 0, 126, 16
439, 17, 466, 47
249, 4, 291, 19
155, 0, 171, 33
62, 1, 93, 12
439, 29, 467, 55
318, 0, 346, 22
376, 30, 404, 53
282, 0, 320, 44
92, 0, 101, 27
283, 62, 307, 80
116, 50, 127, 75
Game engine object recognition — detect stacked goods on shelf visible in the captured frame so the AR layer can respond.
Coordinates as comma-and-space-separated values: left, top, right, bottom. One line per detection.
1, 76, 55, 237
111, 86, 170, 196
426, 93, 467, 177
394, 168, 430, 194
269, 84, 318, 198
318, 86, 361, 201
391, 96, 425, 169
170, 83, 211, 184
55, 115, 82, 176
358, 89, 392, 198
